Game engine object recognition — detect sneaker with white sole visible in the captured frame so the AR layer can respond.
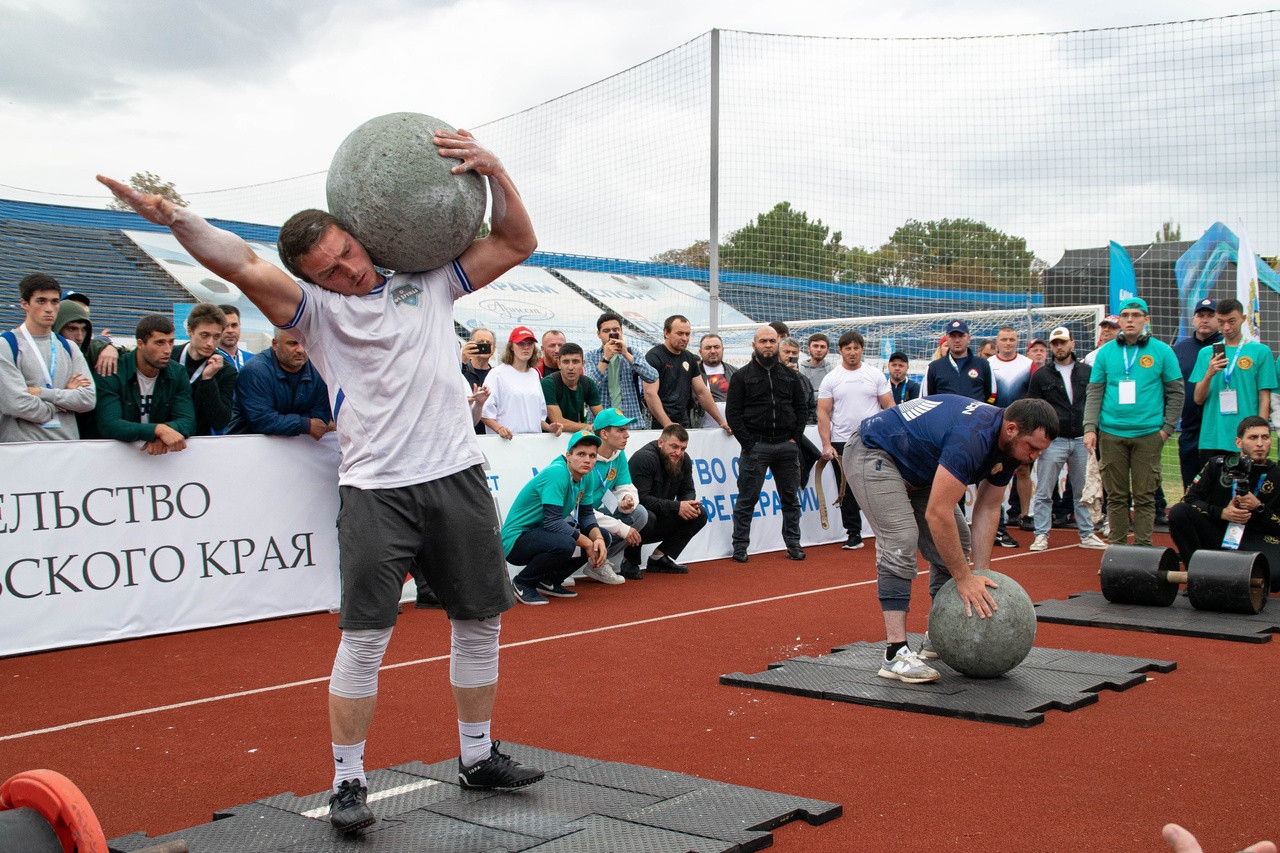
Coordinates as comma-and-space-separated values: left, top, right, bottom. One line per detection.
1079, 533, 1109, 549
1030, 534, 1049, 551
918, 633, 938, 661
536, 581, 577, 598
561, 576, 576, 587
583, 561, 625, 584
877, 646, 940, 683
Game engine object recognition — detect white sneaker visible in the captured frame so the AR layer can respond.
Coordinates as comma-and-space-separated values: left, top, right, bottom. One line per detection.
1030, 534, 1049, 551
561, 576, 576, 587
583, 561, 625, 585
877, 647, 940, 683
1079, 534, 1109, 550
918, 633, 939, 661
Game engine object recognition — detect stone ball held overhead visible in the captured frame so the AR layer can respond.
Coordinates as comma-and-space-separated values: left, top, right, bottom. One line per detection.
326, 112, 488, 273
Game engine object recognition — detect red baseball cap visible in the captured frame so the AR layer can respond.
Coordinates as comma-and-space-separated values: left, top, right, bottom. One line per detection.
508, 325, 537, 343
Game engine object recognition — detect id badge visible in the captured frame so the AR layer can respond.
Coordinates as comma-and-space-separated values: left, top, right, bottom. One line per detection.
602, 489, 620, 513
1218, 388, 1238, 415
1118, 380, 1137, 405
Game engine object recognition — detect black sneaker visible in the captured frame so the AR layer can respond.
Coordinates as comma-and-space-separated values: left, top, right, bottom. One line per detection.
731, 551, 749, 563
415, 588, 443, 609
618, 560, 644, 580
457, 741, 545, 791
1018, 516, 1035, 532
842, 535, 864, 550
646, 554, 689, 574
995, 531, 1019, 548
328, 779, 376, 833
786, 547, 806, 561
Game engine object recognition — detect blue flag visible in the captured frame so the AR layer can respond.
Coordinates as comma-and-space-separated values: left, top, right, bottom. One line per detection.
1108, 241, 1137, 315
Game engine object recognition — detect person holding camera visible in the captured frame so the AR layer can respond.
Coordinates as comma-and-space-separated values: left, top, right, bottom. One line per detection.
1189, 298, 1277, 465
461, 327, 495, 435
585, 311, 660, 424
1167, 416, 1280, 571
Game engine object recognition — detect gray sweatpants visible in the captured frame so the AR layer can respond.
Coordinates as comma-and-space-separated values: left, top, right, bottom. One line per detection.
844, 432, 972, 612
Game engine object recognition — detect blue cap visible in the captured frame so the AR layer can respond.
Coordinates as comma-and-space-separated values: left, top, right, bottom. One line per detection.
1194, 298, 1217, 313
945, 319, 970, 335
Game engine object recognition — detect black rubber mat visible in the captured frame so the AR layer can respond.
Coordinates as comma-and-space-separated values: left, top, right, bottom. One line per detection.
107, 744, 840, 852
720, 633, 1175, 727
1035, 590, 1280, 643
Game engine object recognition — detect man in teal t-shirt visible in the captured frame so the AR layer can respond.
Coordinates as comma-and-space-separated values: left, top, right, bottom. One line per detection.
503, 430, 611, 605
1189, 298, 1277, 461
1083, 297, 1184, 547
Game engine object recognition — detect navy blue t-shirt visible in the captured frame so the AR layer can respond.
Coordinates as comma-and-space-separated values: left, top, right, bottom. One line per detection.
859, 394, 1017, 489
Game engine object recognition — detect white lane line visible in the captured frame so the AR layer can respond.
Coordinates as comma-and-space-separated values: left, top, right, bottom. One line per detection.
300, 778, 443, 818
1, 545, 1083, 743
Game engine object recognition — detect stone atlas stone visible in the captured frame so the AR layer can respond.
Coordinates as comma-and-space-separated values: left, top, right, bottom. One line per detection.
326, 112, 487, 273
928, 569, 1036, 677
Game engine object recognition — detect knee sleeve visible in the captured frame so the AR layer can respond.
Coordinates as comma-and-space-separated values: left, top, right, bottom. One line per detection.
878, 571, 913, 611
330, 626, 393, 699
450, 616, 501, 689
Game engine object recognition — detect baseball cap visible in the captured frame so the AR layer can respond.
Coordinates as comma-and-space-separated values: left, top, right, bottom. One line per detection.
1028, 338, 1047, 349
566, 429, 602, 451
1193, 298, 1217, 314
945, 319, 970, 335
1048, 327, 1072, 342
592, 408, 635, 431
1099, 315, 1120, 328
1118, 296, 1149, 314
888, 351, 909, 364
508, 325, 537, 343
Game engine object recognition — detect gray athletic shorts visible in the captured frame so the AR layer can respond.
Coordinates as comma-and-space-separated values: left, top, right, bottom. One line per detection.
335, 465, 515, 629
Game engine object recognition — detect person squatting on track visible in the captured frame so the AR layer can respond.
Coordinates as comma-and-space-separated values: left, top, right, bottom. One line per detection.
843, 395, 1057, 683
1167, 416, 1280, 571
98, 125, 544, 836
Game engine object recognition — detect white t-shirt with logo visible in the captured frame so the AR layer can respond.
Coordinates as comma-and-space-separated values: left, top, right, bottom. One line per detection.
482, 362, 548, 435
817, 362, 891, 442
284, 262, 482, 489
136, 372, 157, 425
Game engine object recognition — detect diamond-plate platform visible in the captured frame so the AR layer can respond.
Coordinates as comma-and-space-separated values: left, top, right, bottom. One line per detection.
1035, 590, 1280, 642
107, 744, 840, 853
720, 633, 1175, 727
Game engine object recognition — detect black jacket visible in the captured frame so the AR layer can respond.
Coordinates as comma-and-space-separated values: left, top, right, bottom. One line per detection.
1182, 454, 1280, 538
725, 357, 808, 451
1027, 358, 1090, 439
630, 439, 696, 521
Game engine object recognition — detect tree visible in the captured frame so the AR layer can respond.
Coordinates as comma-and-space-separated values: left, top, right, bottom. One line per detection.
719, 202, 847, 280
651, 240, 709, 268
1155, 220, 1182, 242
107, 171, 189, 211
880, 218, 1041, 291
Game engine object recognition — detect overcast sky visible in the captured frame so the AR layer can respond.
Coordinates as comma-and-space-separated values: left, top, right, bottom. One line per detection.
2, 0, 1277, 264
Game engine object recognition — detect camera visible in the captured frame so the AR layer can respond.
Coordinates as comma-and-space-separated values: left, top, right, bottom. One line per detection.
475, 341, 492, 355
1225, 454, 1252, 498
608, 331, 621, 340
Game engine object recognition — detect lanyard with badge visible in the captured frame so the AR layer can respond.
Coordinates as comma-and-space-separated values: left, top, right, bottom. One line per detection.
1218, 347, 1243, 416
1118, 344, 1139, 405
179, 346, 204, 385
19, 325, 61, 428
597, 463, 620, 512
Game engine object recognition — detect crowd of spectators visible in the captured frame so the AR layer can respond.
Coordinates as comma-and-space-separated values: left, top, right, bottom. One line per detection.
6, 274, 1274, 589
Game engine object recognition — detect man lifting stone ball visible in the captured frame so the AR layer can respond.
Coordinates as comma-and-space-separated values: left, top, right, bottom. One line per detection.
843, 395, 1057, 683
98, 125, 544, 835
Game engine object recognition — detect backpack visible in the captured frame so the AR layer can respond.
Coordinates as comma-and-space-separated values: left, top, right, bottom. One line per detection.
2, 330, 74, 363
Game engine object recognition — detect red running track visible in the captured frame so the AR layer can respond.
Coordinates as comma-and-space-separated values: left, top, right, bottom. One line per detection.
2, 529, 1276, 851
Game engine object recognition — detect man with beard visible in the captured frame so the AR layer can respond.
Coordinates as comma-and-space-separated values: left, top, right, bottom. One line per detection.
799, 333, 833, 416
726, 325, 808, 562
818, 330, 894, 550
172, 303, 237, 436
643, 314, 729, 432
628, 423, 708, 574
844, 396, 1056, 683
94, 313, 195, 454
537, 329, 565, 378
693, 333, 736, 429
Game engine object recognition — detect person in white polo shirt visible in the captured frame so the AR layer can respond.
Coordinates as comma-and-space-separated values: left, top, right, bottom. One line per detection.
817, 330, 894, 550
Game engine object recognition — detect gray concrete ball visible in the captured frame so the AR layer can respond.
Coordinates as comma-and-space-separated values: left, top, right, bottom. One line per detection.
927, 569, 1036, 678
326, 112, 487, 273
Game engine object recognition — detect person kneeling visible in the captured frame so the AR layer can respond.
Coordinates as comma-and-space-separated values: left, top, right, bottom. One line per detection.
503, 430, 612, 604
1168, 416, 1280, 572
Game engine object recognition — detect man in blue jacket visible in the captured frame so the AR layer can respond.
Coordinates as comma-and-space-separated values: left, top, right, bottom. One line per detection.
228, 328, 334, 438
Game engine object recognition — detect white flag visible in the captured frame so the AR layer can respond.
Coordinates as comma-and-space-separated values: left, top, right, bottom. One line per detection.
1237, 220, 1261, 341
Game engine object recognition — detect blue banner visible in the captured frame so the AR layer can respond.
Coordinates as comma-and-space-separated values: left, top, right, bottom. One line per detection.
1108, 241, 1137, 315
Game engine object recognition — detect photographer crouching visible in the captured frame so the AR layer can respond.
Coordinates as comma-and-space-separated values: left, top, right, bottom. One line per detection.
1167, 416, 1280, 578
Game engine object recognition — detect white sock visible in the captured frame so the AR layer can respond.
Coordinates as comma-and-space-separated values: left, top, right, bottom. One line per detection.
459, 720, 492, 768
332, 741, 366, 791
